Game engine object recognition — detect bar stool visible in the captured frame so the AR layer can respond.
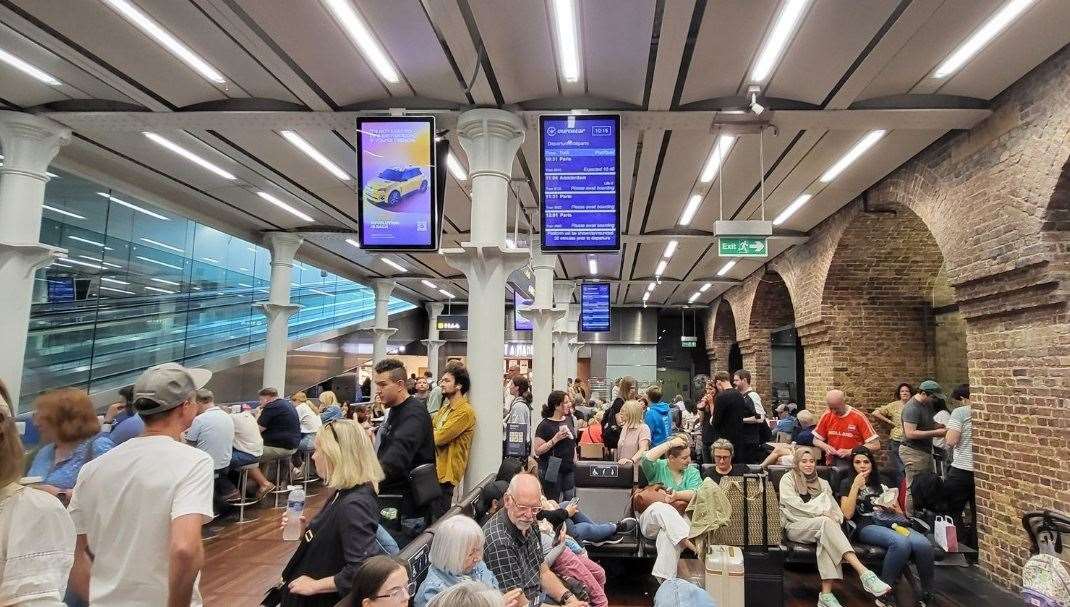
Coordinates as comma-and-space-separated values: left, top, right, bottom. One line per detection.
231, 463, 261, 524
298, 447, 319, 497
269, 458, 292, 508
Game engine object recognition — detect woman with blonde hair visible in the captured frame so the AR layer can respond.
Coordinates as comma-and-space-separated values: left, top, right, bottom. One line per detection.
276, 419, 386, 606
318, 390, 342, 424
614, 400, 650, 465
0, 381, 77, 606
602, 376, 635, 451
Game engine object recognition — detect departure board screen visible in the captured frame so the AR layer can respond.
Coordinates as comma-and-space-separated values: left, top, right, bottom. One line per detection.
513, 292, 534, 331
356, 116, 438, 251
540, 115, 620, 251
579, 282, 611, 333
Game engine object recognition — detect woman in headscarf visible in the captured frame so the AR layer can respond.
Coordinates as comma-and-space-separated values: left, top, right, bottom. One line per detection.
777, 448, 891, 607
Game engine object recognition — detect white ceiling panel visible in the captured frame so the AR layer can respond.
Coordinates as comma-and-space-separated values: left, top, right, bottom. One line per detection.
581, 0, 655, 106
680, 0, 777, 104
468, 0, 558, 103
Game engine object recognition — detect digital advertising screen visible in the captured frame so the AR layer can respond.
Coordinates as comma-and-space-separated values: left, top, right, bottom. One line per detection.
514, 291, 534, 331
579, 282, 611, 333
357, 116, 438, 251
540, 114, 620, 252
47, 277, 75, 302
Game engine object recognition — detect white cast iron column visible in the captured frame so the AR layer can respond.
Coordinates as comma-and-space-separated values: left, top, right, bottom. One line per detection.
552, 281, 576, 391
371, 278, 398, 365
422, 302, 446, 378
444, 109, 528, 487
257, 232, 303, 392
518, 242, 564, 411
0, 111, 71, 409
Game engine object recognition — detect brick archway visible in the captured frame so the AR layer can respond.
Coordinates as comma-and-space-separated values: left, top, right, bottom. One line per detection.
744, 271, 795, 407
706, 299, 737, 374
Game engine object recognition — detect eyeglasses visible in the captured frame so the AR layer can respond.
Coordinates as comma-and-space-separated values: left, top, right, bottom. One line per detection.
508, 498, 541, 515
374, 585, 410, 601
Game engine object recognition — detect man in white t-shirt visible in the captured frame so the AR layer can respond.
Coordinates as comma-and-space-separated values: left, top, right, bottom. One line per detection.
732, 369, 768, 464
184, 389, 236, 501
68, 362, 215, 607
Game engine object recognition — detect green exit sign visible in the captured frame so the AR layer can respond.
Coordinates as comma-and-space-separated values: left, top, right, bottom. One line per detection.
718, 237, 768, 258
681, 336, 697, 348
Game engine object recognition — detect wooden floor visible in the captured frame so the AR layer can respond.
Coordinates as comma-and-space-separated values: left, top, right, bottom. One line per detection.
202, 490, 1017, 607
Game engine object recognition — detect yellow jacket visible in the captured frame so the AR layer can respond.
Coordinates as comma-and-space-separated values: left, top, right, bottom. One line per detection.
431, 395, 476, 485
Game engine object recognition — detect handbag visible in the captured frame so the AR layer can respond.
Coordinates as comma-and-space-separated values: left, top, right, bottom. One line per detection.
709, 476, 782, 547
407, 463, 442, 508
934, 515, 959, 552
261, 527, 315, 606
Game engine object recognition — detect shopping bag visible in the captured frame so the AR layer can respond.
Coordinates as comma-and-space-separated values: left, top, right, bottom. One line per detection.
934, 515, 958, 552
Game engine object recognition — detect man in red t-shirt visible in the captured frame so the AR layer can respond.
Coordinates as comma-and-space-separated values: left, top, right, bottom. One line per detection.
813, 389, 880, 470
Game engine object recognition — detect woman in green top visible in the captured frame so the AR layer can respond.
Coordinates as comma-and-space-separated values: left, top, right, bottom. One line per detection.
638, 434, 701, 580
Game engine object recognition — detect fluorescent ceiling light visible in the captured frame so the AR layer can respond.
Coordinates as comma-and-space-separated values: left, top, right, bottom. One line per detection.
689, 292, 700, 303
51, 262, 73, 269
239, 267, 251, 272
381, 257, 406, 272
144, 285, 176, 294
699, 282, 711, 292
98, 191, 170, 220
100, 286, 135, 295
0, 48, 62, 86
773, 193, 813, 226
256, 191, 314, 222
421, 279, 437, 289
58, 257, 103, 270
279, 130, 351, 180
136, 255, 183, 270
699, 135, 736, 183
345, 238, 360, 249
101, 277, 130, 285
42, 204, 86, 220
78, 255, 104, 263
642, 291, 651, 302
750, 0, 810, 82
69, 235, 110, 249
151, 277, 180, 286
438, 289, 455, 298
528, 285, 535, 295
200, 257, 219, 264
588, 258, 598, 275
716, 260, 737, 276
140, 237, 183, 253
551, 0, 581, 83
446, 153, 467, 181
647, 282, 656, 292
323, 0, 400, 83
820, 130, 886, 183
309, 288, 335, 297
655, 259, 668, 277
101, 0, 226, 84
679, 194, 703, 226
238, 283, 252, 288
143, 132, 236, 180
506, 238, 516, 249
101, 261, 123, 269
934, 0, 1035, 78
663, 240, 678, 259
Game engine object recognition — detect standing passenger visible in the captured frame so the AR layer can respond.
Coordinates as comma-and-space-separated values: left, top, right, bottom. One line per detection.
431, 366, 476, 517
533, 391, 578, 501
732, 370, 768, 464
374, 358, 437, 522
872, 383, 912, 484
643, 385, 673, 448
899, 381, 946, 514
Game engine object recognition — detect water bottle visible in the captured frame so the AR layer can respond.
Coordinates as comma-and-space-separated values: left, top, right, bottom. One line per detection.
283, 486, 306, 541
892, 523, 911, 537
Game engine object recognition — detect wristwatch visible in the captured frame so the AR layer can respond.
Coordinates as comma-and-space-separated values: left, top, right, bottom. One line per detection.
559, 591, 574, 603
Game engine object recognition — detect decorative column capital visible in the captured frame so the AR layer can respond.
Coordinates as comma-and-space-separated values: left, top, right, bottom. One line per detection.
422, 338, 447, 349
0, 111, 71, 180
263, 232, 303, 265
373, 278, 397, 301
0, 242, 66, 278
370, 326, 398, 338
568, 341, 584, 354
426, 302, 445, 317
455, 109, 526, 180
257, 302, 301, 320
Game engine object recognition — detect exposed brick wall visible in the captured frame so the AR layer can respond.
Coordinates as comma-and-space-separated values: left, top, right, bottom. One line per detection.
706, 44, 1070, 589
706, 300, 736, 374
747, 272, 795, 406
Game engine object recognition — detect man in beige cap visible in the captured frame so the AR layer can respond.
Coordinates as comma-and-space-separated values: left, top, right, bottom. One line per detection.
68, 362, 215, 607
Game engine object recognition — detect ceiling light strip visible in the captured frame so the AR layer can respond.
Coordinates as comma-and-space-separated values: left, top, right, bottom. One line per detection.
323, 0, 400, 83
934, 0, 1036, 78
700, 135, 736, 183
773, 193, 813, 226
381, 257, 406, 272
716, 260, 737, 276
445, 153, 468, 181
43, 205, 86, 220
102, 0, 226, 83
679, 194, 703, 226
0, 48, 62, 85
256, 191, 314, 222
750, 0, 811, 82
97, 192, 170, 221
819, 130, 886, 183
280, 130, 351, 180
143, 132, 236, 180
551, 0, 581, 83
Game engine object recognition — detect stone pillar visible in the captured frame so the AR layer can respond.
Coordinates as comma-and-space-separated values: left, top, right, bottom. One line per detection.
519, 243, 564, 411
444, 109, 528, 487
0, 112, 71, 409
257, 232, 303, 393
552, 281, 576, 391
422, 302, 446, 378
568, 339, 584, 384
370, 279, 398, 395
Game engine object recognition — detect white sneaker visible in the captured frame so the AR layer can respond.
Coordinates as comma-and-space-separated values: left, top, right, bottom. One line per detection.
818, 592, 843, 607
861, 570, 892, 597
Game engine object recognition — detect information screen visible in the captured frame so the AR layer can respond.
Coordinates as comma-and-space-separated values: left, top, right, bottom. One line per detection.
357, 117, 438, 250
514, 292, 534, 331
579, 282, 611, 333
47, 277, 75, 302
540, 115, 620, 251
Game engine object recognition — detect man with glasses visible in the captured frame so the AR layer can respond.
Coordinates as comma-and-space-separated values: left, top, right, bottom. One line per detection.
374, 358, 436, 524
483, 474, 589, 607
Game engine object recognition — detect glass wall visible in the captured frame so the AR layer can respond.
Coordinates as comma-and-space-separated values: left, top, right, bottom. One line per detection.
21, 169, 412, 408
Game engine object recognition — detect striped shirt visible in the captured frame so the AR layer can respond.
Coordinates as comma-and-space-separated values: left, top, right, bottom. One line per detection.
946, 405, 973, 472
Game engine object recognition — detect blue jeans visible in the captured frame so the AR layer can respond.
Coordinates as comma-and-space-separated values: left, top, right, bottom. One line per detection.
857, 524, 935, 591
566, 511, 617, 543
888, 439, 905, 484
376, 524, 400, 555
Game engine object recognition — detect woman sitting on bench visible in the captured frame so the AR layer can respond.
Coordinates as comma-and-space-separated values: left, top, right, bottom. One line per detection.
838, 446, 934, 607
415, 515, 524, 607
778, 448, 891, 607
638, 435, 701, 581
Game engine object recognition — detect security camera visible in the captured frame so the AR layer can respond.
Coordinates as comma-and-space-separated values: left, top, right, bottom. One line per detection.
748, 85, 765, 116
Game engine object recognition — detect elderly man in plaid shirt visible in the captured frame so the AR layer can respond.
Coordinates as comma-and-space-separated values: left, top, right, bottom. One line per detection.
483, 473, 589, 606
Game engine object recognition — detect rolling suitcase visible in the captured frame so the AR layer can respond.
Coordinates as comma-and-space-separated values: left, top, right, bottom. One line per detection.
704, 544, 745, 607
742, 473, 785, 607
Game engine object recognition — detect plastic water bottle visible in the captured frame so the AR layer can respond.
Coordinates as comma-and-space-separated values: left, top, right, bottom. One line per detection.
283, 486, 305, 541
892, 523, 911, 537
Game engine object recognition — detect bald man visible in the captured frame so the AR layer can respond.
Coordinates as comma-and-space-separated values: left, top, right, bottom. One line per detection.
482, 474, 588, 607
812, 389, 880, 471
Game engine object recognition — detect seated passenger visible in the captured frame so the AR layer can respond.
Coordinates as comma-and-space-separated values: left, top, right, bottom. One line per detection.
106, 384, 146, 445
334, 555, 410, 607
543, 494, 637, 546
415, 515, 501, 607
277, 419, 384, 605
427, 580, 524, 607
774, 403, 799, 442
228, 403, 266, 493
707, 438, 748, 482
638, 435, 701, 581
27, 388, 115, 503
0, 385, 76, 606
813, 390, 880, 471
758, 410, 820, 469
292, 391, 322, 453
614, 400, 651, 466
539, 520, 607, 607
778, 448, 891, 607
317, 390, 342, 424
247, 387, 301, 497
482, 473, 588, 606
838, 446, 933, 606
182, 389, 237, 501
